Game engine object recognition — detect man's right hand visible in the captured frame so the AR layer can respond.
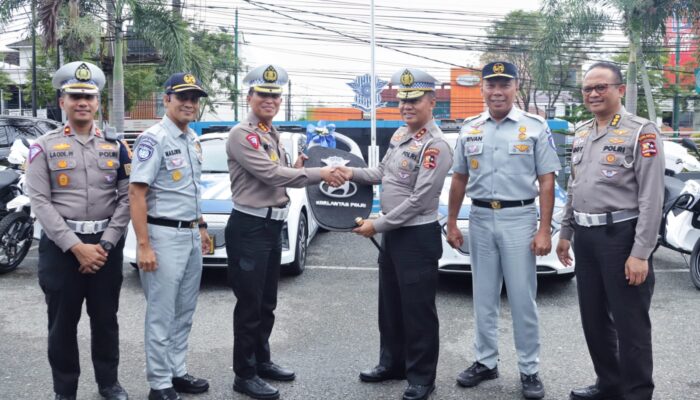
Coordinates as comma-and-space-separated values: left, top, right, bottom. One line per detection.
556, 239, 573, 267
71, 243, 107, 274
320, 166, 346, 187
138, 243, 158, 272
446, 222, 464, 249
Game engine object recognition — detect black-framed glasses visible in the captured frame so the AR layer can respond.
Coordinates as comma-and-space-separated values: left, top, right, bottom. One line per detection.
581, 83, 622, 95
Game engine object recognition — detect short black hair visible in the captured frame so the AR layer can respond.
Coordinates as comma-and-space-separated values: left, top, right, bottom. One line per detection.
585, 62, 624, 84
247, 87, 255, 96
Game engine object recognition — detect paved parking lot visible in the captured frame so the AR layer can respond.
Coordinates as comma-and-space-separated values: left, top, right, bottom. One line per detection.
1, 231, 699, 399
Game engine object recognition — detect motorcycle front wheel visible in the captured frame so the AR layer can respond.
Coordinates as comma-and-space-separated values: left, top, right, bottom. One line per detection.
0, 211, 33, 274
690, 239, 700, 290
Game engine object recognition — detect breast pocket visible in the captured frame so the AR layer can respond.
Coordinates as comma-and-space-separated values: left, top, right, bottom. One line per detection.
97, 158, 120, 187
48, 158, 77, 190
165, 155, 189, 184
598, 152, 630, 183
504, 140, 535, 174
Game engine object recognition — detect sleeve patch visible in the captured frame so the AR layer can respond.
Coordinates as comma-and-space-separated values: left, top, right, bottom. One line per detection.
640, 140, 657, 158
28, 144, 44, 163
424, 148, 440, 157
246, 134, 260, 149
422, 154, 437, 169
638, 133, 656, 142
136, 143, 155, 161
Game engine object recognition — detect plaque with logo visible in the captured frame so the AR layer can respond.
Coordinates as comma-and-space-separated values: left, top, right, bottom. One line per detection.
305, 146, 373, 231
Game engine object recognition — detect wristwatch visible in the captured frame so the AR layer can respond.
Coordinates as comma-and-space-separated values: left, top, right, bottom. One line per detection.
99, 240, 114, 252
198, 222, 208, 229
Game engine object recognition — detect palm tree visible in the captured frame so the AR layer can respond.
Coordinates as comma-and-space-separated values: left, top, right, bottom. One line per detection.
540, 0, 700, 119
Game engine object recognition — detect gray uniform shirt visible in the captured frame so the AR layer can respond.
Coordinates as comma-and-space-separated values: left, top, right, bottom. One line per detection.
130, 115, 203, 221
559, 108, 665, 260
26, 124, 131, 252
226, 112, 322, 208
351, 119, 453, 233
453, 107, 561, 200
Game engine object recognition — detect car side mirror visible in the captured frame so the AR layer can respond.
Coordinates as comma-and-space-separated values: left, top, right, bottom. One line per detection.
681, 137, 700, 158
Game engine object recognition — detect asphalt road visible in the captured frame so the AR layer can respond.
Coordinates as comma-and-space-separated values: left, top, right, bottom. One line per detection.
1, 231, 699, 400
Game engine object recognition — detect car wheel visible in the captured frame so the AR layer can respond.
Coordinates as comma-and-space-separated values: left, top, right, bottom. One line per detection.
690, 238, 700, 290
0, 212, 33, 274
286, 213, 308, 276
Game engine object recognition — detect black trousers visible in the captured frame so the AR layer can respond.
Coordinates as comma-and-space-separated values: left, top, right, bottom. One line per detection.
38, 233, 125, 395
573, 219, 654, 400
377, 222, 441, 385
226, 210, 283, 378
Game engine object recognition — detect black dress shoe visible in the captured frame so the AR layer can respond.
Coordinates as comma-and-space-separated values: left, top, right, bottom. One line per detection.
172, 373, 209, 393
521, 373, 545, 399
403, 383, 435, 400
257, 361, 296, 381
570, 385, 622, 400
233, 375, 280, 400
148, 387, 180, 400
55, 395, 76, 400
456, 361, 499, 387
99, 381, 129, 400
359, 365, 406, 383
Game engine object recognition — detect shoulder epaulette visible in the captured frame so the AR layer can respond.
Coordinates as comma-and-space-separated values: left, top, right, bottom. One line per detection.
522, 112, 546, 124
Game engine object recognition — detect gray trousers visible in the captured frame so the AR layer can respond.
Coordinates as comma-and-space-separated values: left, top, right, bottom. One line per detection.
469, 204, 540, 374
139, 224, 203, 390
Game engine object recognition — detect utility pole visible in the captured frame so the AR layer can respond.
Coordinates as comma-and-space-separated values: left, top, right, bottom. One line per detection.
31, 0, 37, 117
672, 10, 682, 135
286, 80, 291, 120
234, 8, 239, 121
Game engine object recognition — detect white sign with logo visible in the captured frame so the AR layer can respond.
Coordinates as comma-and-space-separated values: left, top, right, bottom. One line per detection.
456, 74, 480, 87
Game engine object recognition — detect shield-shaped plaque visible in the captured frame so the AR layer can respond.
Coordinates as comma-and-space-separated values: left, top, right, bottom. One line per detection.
305, 146, 373, 231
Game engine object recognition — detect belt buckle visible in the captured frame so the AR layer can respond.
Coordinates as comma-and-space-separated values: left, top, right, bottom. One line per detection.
189, 221, 197, 229
82, 221, 96, 234
490, 200, 502, 209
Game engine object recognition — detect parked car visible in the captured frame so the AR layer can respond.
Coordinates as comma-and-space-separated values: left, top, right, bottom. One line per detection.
123, 129, 364, 276
437, 132, 576, 279
0, 116, 60, 161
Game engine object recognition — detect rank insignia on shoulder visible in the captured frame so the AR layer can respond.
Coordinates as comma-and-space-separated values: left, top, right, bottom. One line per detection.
257, 122, 270, 132
414, 128, 427, 140
610, 114, 621, 127
422, 154, 437, 169
470, 159, 479, 169
246, 134, 260, 149
63, 126, 71, 135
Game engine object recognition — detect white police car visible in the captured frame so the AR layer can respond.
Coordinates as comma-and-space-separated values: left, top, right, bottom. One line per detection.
437, 133, 575, 279
123, 130, 363, 276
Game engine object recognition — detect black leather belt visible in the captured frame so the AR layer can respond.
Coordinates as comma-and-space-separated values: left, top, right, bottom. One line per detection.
472, 199, 535, 209
147, 216, 198, 229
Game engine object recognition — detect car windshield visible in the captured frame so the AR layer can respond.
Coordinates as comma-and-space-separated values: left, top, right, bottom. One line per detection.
200, 138, 228, 173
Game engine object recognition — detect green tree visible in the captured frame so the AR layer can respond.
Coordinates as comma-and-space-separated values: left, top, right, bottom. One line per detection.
22, 46, 58, 108
123, 65, 160, 113
189, 30, 238, 118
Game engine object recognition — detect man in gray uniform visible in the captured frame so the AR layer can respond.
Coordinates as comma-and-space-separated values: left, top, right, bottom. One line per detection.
129, 73, 211, 400
27, 61, 131, 400
226, 64, 342, 400
556, 62, 664, 400
446, 61, 561, 399
341, 68, 452, 400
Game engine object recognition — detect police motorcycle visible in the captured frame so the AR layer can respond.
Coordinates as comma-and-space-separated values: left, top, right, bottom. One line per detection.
0, 137, 35, 274
657, 137, 700, 289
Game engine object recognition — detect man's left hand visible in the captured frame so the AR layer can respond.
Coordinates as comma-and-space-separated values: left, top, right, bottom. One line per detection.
201, 229, 211, 254
625, 256, 648, 286
530, 229, 552, 256
294, 153, 308, 168
353, 219, 376, 238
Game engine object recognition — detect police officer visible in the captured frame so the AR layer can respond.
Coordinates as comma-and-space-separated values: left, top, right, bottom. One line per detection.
556, 62, 664, 400
340, 68, 452, 400
226, 64, 342, 400
26, 61, 131, 400
446, 61, 561, 399
129, 73, 211, 400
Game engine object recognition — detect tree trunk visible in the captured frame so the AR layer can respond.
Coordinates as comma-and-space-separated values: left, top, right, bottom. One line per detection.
172, 0, 182, 17
637, 47, 657, 122
112, 23, 125, 133
625, 32, 639, 114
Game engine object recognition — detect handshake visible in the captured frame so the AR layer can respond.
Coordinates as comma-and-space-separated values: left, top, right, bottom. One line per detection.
320, 166, 353, 187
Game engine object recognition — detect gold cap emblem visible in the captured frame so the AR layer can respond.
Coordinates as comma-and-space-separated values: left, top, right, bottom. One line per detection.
75, 63, 91, 81
263, 66, 278, 83
400, 69, 414, 86
493, 63, 505, 74
183, 74, 196, 84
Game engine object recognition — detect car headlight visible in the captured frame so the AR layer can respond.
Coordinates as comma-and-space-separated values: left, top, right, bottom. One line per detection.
281, 222, 290, 251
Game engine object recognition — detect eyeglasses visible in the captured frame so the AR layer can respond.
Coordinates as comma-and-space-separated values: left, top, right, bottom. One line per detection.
581, 83, 622, 95
256, 92, 282, 99
173, 92, 201, 103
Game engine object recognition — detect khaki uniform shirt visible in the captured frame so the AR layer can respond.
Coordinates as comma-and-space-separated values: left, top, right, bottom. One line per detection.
351, 119, 453, 233
130, 115, 203, 221
453, 107, 561, 200
26, 124, 132, 252
559, 108, 665, 260
226, 112, 322, 208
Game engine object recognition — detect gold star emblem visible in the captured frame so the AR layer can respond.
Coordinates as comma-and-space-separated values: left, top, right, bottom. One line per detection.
183, 74, 196, 84
493, 63, 505, 74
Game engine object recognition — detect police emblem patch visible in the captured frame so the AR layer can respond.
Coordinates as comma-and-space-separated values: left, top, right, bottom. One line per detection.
183, 74, 196, 84
493, 63, 505, 74
75, 63, 91, 81
57, 160, 68, 168
57, 173, 69, 187
136, 144, 154, 161
172, 170, 182, 181
470, 159, 479, 169
400, 69, 414, 86
641, 140, 657, 158
605, 154, 616, 163
423, 155, 437, 169
246, 134, 260, 149
263, 66, 278, 83
107, 160, 115, 168
29, 144, 43, 163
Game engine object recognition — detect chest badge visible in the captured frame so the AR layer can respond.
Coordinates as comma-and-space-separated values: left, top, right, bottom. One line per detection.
518, 132, 527, 140
514, 144, 530, 152
608, 138, 625, 145
172, 170, 183, 182
53, 143, 71, 150
601, 169, 618, 178
57, 160, 68, 168
57, 173, 69, 187
470, 159, 479, 169
269, 151, 279, 162
612, 129, 629, 136
469, 129, 482, 135
606, 154, 616, 163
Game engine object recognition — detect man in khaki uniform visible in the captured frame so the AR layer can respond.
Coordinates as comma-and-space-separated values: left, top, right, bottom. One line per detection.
341, 68, 452, 400
26, 61, 131, 400
226, 64, 342, 400
556, 62, 664, 400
